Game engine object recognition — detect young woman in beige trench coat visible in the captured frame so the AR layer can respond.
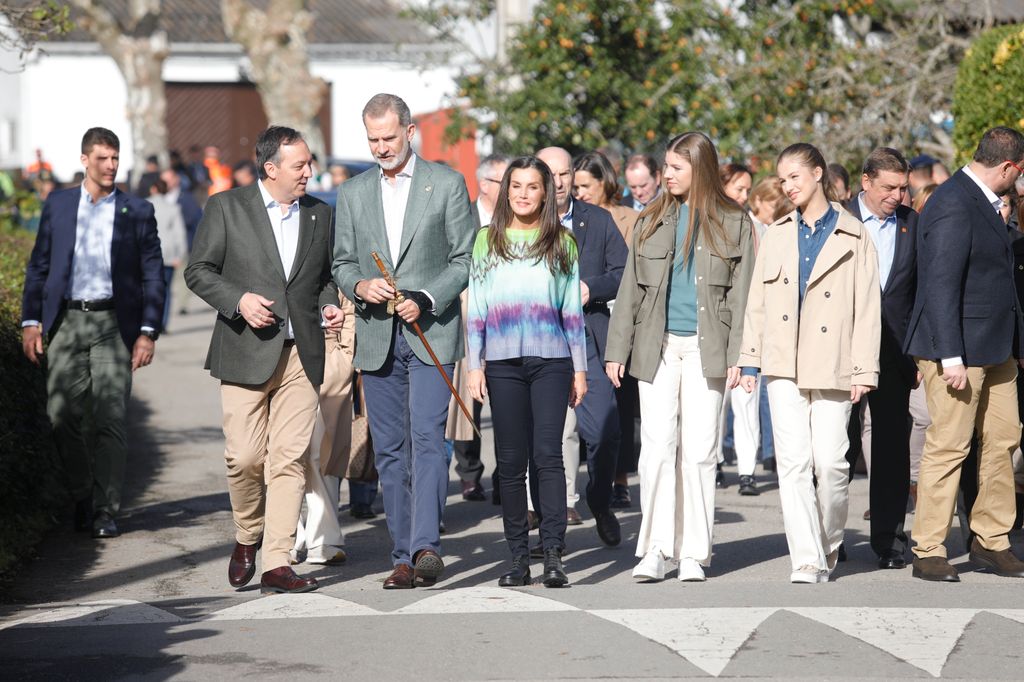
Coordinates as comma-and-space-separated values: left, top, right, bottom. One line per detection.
738, 143, 881, 584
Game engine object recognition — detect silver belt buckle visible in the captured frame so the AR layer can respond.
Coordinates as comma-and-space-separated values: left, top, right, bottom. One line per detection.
80, 300, 91, 312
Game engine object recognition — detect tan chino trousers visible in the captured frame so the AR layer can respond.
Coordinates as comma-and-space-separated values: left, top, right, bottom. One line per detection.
221, 345, 320, 571
912, 356, 1020, 558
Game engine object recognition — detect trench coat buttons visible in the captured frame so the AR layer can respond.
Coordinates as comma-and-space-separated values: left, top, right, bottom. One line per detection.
824, 291, 831, 298
700, 306, 705, 311
783, 315, 789, 321
783, 277, 789, 284
750, 347, 756, 352
854, 365, 860, 371
821, 326, 827, 333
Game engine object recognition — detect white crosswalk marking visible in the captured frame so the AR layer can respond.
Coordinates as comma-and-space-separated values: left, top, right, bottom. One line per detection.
788, 607, 979, 677
591, 607, 778, 676
395, 585, 579, 614
0, 599, 181, 630
203, 593, 380, 620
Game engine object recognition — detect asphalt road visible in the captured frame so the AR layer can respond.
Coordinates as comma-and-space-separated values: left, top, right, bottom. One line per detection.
2, 303, 1023, 681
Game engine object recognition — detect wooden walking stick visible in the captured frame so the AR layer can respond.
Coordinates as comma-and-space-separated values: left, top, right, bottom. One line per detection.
370, 252, 482, 439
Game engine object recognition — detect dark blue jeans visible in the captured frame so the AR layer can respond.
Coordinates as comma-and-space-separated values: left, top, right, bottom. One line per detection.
362, 328, 453, 566
486, 356, 573, 557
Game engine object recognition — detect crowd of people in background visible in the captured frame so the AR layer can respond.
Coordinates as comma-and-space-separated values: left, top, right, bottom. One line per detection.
19, 93, 1024, 595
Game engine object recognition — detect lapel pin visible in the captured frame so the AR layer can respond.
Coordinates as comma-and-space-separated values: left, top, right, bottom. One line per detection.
578, 220, 584, 227
312, 215, 316, 221
901, 226, 907, 232
425, 185, 432, 192
120, 207, 128, 214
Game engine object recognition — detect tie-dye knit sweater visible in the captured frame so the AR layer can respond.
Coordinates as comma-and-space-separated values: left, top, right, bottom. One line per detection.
467, 227, 587, 372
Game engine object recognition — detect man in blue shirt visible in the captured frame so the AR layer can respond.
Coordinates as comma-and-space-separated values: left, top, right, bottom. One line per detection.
846, 148, 919, 570
22, 128, 165, 539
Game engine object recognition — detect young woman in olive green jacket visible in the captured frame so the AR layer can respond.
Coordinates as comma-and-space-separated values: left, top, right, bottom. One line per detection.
605, 132, 755, 582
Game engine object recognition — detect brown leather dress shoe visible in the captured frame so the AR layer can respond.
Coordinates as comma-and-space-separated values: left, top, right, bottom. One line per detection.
383, 563, 415, 589
566, 508, 583, 526
912, 556, 960, 582
260, 566, 318, 594
229, 541, 260, 587
413, 549, 445, 587
969, 539, 1024, 577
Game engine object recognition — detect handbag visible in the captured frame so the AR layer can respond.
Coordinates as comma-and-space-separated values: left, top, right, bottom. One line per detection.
346, 373, 378, 483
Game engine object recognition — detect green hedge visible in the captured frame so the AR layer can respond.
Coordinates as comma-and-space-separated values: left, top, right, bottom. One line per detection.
0, 227, 61, 577
953, 24, 1024, 166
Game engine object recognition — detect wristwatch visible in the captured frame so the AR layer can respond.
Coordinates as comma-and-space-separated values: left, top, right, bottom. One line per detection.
140, 329, 160, 341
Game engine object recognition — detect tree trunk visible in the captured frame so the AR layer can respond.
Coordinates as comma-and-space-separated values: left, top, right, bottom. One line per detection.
221, 0, 328, 162
70, 0, 168, 189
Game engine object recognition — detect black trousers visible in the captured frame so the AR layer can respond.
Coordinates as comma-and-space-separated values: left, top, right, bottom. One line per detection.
452, 399, 485, 483
866, 363, 914, 555
487, 356, 572, 557
614, 374, 641, 475
577, 334, 621, 514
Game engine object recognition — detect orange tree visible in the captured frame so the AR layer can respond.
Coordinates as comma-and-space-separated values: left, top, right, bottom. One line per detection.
420, 0, 988, 167
449, 0, 733, 155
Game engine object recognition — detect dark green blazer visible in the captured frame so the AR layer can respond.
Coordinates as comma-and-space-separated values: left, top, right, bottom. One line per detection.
185, 182, 339, 386
332, 156, 475, 371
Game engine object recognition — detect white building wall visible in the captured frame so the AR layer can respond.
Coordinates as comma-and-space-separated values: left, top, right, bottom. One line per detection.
18, 54, 132, 183
7, 47, 457, 178
311, 60, 457, 160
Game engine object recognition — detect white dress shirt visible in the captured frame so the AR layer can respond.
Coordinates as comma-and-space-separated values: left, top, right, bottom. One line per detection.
258, 180, 301, 338
857, 192, 897, 291
476, 197, 493, 228
380, 153, 417, 266
941, 166, 1005, 370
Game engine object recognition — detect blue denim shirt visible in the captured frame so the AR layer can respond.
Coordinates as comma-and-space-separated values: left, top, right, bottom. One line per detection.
797, 204, 839, 307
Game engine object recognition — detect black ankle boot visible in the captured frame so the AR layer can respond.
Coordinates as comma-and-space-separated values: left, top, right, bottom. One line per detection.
498, 554, 531, 587
542, 547, 568, 587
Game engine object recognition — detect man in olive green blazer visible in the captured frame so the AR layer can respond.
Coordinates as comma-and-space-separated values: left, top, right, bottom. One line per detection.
186, 126, 343, 595
332, 94, 475, 589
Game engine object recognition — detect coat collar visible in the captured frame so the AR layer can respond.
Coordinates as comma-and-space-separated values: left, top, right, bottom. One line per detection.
241, 182, 288, 281
395, 156, 434, 268
953, 168, 1013, 242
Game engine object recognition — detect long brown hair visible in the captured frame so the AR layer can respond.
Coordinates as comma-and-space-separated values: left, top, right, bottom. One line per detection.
638, 132, 740, 259
776, 142, 841, 204
487, 155, 576, 275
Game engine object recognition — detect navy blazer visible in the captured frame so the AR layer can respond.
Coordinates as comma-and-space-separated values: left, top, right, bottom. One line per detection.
848, 200, 919, 381
904, 169, 1024, 365
569, 200, 628, 356
22, 186, 166, 349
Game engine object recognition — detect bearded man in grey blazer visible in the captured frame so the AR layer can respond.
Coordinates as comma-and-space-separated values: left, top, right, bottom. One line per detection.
186, 126, 345, 594
333, 93, 475, 589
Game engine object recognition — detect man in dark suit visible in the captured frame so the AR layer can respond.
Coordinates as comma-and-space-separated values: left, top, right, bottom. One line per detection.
846, 148, 918, 569
537, 146, 628, 547
905, 126, 1024, 582
186, 126, 344, 594
21, 127, 165, 539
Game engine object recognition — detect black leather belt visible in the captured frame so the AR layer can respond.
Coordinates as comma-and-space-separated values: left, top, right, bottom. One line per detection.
66, 299, 115, 312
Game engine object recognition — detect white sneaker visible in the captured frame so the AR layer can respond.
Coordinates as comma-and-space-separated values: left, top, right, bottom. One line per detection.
306, 548, 348, 565
677, 558, 706, 582
790, 564, 828, 584
826, 549, 839, 577
633, 551, 667, 582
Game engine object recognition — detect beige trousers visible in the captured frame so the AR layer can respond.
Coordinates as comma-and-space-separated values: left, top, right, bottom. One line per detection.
912, 357, 1020, 558
294, 329, 354, 561
221, 345, 319, 571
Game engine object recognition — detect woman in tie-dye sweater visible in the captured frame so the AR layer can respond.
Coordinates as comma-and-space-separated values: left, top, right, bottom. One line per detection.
466, 155, 586, 589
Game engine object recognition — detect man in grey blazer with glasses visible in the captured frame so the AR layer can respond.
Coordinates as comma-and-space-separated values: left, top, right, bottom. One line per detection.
332, 93, 475, 589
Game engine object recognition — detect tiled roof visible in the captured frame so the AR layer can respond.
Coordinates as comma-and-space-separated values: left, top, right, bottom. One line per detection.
50, 0, 427, 45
